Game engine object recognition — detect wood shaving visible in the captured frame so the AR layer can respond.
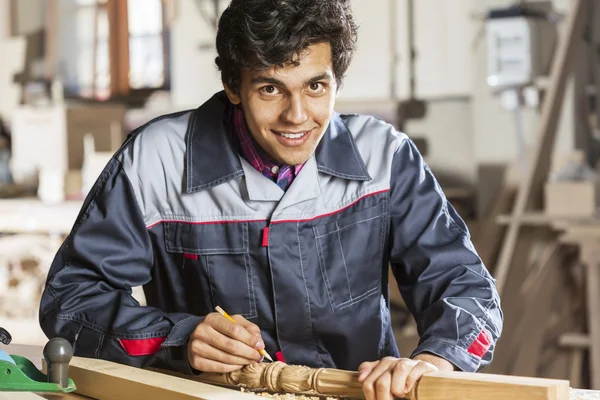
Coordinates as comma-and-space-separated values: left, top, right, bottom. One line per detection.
240, 387, 345, 399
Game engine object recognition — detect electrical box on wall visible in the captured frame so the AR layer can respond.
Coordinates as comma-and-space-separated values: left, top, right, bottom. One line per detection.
485, 7, 551, 89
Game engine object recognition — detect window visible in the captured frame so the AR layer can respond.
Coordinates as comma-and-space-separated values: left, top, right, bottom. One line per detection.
49, 0, 169, 101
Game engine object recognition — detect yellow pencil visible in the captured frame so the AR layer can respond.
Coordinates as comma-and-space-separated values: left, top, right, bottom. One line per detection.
215, 306, 274, 362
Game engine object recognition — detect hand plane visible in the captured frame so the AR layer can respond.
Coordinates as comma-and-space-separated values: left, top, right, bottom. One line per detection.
0, 327, 76, 393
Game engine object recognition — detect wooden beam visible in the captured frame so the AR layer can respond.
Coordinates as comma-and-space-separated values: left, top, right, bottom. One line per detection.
107, 0, 130, 97
581, 241, 600, 389
473, 163, 518, 272
44, 0, 57, 81
55, 357, 261, 400
511, 245, 563, 376
407, 371, 570, 400
559, 333, 591, 349
494, 0, 589, 294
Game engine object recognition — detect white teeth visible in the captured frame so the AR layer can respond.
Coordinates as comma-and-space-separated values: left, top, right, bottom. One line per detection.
279, 132, 307, 139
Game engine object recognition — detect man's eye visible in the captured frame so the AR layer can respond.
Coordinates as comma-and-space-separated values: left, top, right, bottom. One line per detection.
309, 82, 325, 93
261, 86, 279, 95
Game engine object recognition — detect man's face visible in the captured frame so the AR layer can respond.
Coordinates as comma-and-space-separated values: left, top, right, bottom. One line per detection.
224, 42, 337, 166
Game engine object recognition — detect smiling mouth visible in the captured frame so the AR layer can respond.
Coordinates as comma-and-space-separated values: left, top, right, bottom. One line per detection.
271, 128, 315, 147
276, 131, 310, 139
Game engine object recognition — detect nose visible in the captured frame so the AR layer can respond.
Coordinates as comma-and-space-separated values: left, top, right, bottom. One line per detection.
281, 94, 308, 125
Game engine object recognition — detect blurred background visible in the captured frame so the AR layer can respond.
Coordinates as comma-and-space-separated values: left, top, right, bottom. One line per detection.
0, 0, 599, 390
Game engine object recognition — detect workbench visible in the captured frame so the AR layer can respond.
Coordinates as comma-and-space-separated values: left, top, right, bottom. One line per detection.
3, 343, 600, 400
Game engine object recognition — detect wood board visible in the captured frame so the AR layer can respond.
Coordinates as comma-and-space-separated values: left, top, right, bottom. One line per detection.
409, 371, 570, 400
60, 357, 261, 400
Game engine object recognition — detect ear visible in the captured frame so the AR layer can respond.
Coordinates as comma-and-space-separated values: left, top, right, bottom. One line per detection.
223, 83, 241, 105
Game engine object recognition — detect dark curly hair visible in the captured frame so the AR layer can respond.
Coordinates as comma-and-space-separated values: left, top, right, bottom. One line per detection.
215, 0, 358, 94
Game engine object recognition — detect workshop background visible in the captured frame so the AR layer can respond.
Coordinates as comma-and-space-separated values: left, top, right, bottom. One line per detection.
0, 0, 599, 391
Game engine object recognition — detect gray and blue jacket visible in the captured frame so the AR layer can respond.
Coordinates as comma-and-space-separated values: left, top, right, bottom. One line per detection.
39, 91, 503, 374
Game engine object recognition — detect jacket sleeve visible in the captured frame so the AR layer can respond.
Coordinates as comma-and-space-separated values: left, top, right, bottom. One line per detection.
388, 138, 503, 372
39, 157, 202, 374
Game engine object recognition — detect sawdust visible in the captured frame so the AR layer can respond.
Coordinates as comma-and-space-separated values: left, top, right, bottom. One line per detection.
255, 394, 339, 399
240, 386, 346, 399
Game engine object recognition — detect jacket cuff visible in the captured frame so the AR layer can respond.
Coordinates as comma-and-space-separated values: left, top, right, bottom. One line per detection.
410, 339, 483, 372
162, 315, 204, 374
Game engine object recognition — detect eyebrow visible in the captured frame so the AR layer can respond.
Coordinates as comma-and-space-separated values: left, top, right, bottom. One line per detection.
250, 72, 333, 87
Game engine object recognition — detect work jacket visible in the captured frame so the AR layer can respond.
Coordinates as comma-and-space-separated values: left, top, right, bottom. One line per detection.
40, 91, 503, 374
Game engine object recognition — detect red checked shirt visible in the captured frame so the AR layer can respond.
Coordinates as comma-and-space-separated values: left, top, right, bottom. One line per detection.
227, 103, 304, 191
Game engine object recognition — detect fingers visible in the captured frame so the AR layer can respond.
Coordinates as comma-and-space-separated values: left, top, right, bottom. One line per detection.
361, 358, 432, 400
375, 371, 393, 400
187, 314, 265, 372
362, 357, 397, 400
232, 314, 262, 337
404, 360, 438, 394
358, 360, 377, 382
389, 359, 418, 398
189, 356, 244, 373
189, 340, 260, 366
209, 313, 264, 347
197, 325, 263, 362
205, 313, 265, 360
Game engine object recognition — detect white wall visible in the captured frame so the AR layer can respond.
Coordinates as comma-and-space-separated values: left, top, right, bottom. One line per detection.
337, 0, 392, 101
170, 0, 223, 107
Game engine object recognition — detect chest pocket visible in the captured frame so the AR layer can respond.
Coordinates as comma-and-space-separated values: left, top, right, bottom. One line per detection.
164, 221, 257, 319
313, 202, 387, 311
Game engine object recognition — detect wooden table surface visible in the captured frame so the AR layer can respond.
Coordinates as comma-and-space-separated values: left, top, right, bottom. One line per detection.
4, 343, 600, 399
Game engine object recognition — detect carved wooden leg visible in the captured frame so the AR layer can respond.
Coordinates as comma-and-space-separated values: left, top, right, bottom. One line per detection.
192, 362, 364, 398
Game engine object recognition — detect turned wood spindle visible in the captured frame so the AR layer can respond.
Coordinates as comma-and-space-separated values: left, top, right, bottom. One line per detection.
195, 362, 366, 398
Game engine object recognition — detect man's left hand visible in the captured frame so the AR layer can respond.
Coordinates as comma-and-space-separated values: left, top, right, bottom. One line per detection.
358, 354, 454, 400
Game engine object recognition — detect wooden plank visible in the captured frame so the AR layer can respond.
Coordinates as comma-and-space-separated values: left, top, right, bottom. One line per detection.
569, 349, 585, 389
44, 0, 57, 80
580, 240, 600, 389
592, 0, 600, 156
473, 163, 518, 272
488, 229, 554, 375
495, 212, 599, 227
559, 333, 591, 349
57, 357, 261, 400
494, 0, 589, 294
408, 371, 570, 400
511, 245, 563, 376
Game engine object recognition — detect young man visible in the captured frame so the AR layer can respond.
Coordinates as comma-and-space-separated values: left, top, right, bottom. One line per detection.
40, 0, 503, 399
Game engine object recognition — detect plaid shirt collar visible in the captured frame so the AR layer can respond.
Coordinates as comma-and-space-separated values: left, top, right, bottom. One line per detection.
227, 103, 304, 190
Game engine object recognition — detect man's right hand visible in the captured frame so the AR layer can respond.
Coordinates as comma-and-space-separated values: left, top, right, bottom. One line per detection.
187, 312, 266, 373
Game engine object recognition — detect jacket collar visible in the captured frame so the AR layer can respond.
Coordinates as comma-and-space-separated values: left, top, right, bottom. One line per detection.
185, 91, 371, 194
